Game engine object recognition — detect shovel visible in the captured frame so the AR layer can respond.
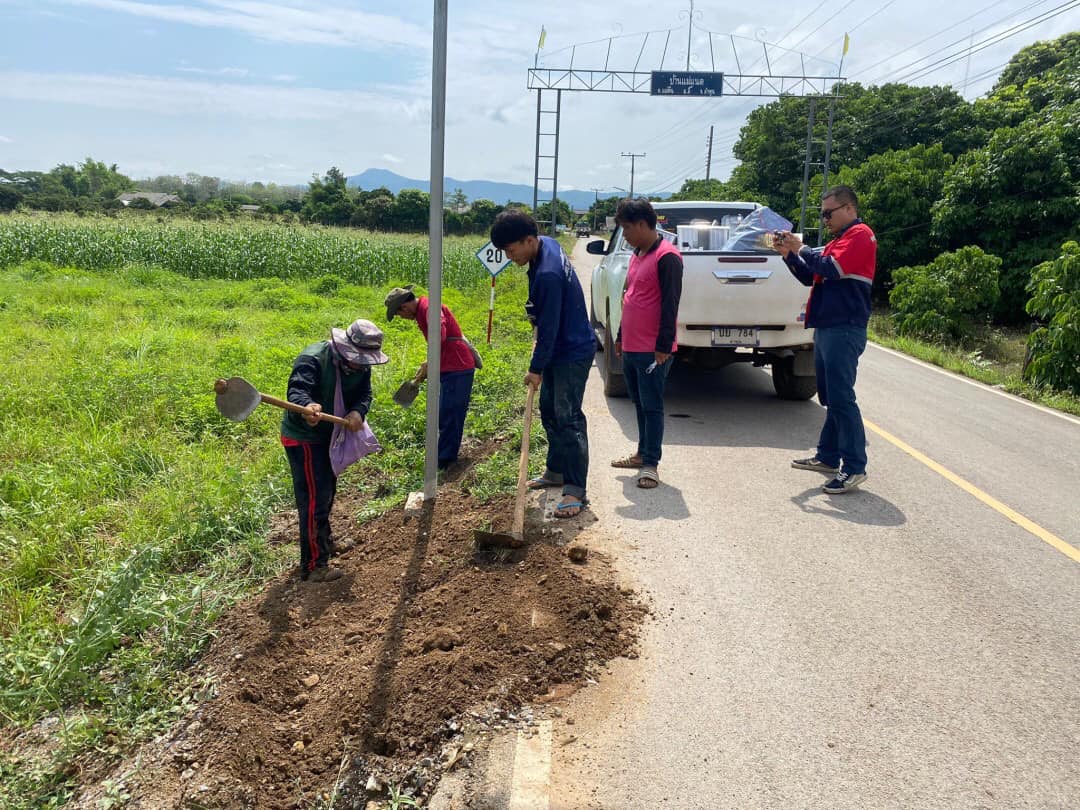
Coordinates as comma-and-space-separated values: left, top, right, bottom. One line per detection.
473, 382, 538, 549
214, 376, 348, 425
392, 367, 427, 409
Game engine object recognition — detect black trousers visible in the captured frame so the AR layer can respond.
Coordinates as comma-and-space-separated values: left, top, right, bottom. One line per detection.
283, 439, 337, 573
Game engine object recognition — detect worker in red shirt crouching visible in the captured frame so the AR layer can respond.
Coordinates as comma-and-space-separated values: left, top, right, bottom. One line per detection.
384, 285, 478, 470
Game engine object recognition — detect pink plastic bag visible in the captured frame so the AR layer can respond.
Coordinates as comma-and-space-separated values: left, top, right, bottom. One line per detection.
329, 368, 381, 477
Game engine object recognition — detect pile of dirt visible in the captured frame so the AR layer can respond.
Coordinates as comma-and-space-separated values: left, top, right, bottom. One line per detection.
80, 484, 644, 808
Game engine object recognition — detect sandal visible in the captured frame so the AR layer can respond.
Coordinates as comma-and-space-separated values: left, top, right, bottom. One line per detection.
527, 476, 562, 490
637, 468, 659, 489
553, 500, 584, 518
611, 454, 643, 469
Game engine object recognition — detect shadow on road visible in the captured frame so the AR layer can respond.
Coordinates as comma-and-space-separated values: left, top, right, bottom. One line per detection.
594, 359, 826, 452
611, 473, 691, 521
790, 485, 906, 527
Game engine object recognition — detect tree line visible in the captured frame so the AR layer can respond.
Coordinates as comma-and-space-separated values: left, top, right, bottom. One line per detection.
0, 162, 564, 236
669, 31, 1079, 329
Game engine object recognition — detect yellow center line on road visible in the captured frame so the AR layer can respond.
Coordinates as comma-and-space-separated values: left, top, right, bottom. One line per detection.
863, 418, 1080, 565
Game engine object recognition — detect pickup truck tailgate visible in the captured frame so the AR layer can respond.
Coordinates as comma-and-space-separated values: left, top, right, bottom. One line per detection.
679, 254, 808, 325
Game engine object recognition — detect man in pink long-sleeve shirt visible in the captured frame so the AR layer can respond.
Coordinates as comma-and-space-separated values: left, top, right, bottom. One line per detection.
611, 198, 683, 489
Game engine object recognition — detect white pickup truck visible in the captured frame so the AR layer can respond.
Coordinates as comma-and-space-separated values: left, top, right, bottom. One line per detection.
587, 200, 817, 400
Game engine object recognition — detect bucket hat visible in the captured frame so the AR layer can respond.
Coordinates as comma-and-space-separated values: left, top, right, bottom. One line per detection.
330, 319, 389, 366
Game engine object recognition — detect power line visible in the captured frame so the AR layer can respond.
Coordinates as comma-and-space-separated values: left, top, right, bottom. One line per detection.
850, 0, 1025, 78
836, 0, 1077, 140
810, 0, 901, 59
787, 0, 861, 52
888, 0, 1080, 86
857, 0, 1057, 83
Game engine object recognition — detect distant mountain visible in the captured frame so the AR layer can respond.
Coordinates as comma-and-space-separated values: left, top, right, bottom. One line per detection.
347, 168, 666, 210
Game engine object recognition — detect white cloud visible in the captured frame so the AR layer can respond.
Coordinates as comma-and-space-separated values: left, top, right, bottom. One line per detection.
381, 153, 404, 164
0, 134, 13, 143
53, 0, 430, 49
0, 71, 429, 122
177, 65, 251, 78
271, 74, 297, 82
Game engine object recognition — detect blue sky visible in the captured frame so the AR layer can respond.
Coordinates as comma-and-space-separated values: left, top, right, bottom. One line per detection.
0, 0, 1076, 192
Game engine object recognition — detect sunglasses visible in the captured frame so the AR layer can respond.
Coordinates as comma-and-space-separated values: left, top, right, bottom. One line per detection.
820, 203, 848, 221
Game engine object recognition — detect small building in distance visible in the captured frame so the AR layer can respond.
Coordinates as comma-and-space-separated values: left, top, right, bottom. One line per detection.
117, 192, 183, 208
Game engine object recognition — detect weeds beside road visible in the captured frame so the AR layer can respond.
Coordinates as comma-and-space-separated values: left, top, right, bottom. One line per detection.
868, 313, 1080, 418
0, 249, 539, 806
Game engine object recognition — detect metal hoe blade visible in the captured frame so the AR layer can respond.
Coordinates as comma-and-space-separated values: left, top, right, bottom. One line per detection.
392, 379, 421, 409
215, 376, 262, 422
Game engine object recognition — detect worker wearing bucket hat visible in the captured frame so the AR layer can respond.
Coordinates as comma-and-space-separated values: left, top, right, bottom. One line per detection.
384, 284, 478, 470
281, 319, 388, 582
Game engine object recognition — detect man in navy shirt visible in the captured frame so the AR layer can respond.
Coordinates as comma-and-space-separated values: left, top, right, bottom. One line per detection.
491, 211, 596, 517
775, 185, 877, 494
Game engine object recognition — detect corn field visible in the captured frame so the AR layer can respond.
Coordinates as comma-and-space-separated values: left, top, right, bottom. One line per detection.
0, 214, 490, 288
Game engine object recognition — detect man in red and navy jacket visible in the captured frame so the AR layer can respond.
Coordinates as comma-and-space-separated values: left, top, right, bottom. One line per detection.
776, 185, 876, 494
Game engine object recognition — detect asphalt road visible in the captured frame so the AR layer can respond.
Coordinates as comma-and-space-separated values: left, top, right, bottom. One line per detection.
539, 241, 1080, 809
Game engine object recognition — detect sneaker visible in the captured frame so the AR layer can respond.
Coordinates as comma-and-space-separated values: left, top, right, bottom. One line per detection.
823, 471, 867, 494
792, 456, 840, 474
305, 566, 344, 583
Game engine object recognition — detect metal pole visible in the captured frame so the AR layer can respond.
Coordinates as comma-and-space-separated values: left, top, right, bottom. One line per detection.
819, 98, 835, 247
797, 97, 816, 237
550, 89, 562, 237
532, 89, 542, 212
424, 0, 447, 500
622, 151, 645, 197
705, 124, 713, 182
686, 0, 694, 70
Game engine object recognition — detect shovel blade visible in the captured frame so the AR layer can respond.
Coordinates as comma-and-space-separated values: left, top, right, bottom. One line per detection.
472, 528, 524, 549
215, 376, 262, 422
392, 380, 420, 408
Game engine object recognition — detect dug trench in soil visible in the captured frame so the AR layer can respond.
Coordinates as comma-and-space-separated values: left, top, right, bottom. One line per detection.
74, 469, 645, 809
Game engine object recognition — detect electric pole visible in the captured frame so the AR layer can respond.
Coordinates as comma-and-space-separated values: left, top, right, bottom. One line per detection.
705, 125, 713, 182
621, 151, 645, 198
590, 187, 602, 231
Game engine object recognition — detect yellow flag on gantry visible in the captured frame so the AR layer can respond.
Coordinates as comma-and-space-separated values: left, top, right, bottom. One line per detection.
538, 26, 547, 49
842, 33, 850, 56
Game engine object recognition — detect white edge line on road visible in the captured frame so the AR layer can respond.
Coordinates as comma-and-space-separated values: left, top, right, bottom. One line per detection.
508, 719, 553, 810
868, 341, 1080, 427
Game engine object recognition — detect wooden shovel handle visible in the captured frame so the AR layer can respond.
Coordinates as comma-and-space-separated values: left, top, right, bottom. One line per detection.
511, 383, 538, 538
257, 392, 349, 426
213, 378, 349, 426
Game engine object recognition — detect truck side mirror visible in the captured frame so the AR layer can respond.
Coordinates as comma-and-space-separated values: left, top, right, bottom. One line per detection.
586, 239, 606, 255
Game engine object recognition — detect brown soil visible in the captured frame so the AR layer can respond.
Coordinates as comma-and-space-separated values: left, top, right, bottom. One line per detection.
75, 481, 644, 809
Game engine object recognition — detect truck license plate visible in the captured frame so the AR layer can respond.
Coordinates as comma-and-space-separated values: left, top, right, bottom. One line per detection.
711, 327, 759, 347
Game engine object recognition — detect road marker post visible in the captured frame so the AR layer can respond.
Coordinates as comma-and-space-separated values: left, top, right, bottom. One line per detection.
476, 240, 511, 344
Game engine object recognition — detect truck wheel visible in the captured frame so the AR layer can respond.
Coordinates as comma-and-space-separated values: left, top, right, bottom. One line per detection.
772, 357, 817, 400
601, 307, 627, 398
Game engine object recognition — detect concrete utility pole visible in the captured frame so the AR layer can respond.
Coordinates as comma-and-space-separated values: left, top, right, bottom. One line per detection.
590, 187, 602, 231
424, 0, 447, 500
705, 125, 713, 182
621, 152, 645, 198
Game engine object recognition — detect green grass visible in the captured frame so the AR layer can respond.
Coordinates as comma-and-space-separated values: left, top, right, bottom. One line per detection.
868, 312, 1080, 417
0, 248, 537, 806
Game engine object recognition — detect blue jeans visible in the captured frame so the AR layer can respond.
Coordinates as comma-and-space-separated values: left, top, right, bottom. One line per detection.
814, 325, 867, 474
622, 351, 673, 468
438, 369, 474, 468
539, 356, 593, 500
